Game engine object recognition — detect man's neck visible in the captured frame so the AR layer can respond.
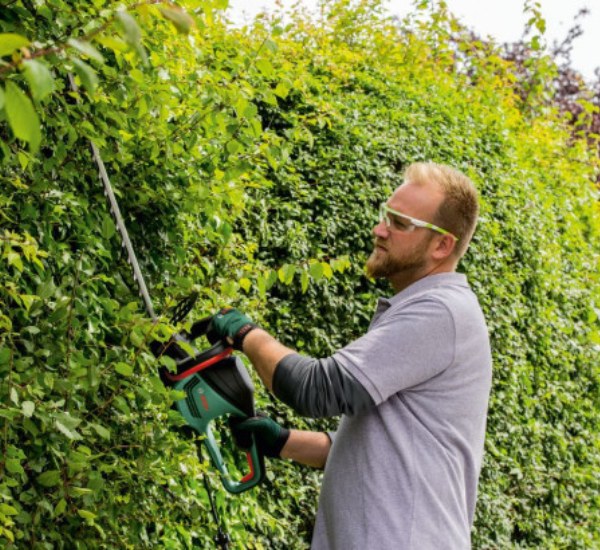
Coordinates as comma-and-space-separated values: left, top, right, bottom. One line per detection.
389, 261, 457, 294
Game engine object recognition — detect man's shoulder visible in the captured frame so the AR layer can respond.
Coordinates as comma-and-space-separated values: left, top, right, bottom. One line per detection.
385, 275, 488, 339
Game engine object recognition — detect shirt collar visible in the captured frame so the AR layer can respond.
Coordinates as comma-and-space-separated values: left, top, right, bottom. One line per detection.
376, 272, 468, 311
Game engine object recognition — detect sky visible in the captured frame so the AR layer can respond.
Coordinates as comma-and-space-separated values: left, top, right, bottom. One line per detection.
226, 0, 600, 82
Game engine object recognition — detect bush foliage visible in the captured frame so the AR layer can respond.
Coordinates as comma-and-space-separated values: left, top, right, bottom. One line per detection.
0, 0, 598, 548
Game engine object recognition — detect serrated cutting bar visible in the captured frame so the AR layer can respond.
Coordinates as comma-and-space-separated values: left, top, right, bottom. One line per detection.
68, 73, 156, 322
90, 141, 157, 321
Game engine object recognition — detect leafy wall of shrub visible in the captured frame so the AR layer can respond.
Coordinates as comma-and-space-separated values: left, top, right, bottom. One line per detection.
0, 1, 598, 548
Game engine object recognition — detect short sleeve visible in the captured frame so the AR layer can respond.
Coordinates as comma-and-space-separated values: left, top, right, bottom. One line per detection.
332, 298, 456, 404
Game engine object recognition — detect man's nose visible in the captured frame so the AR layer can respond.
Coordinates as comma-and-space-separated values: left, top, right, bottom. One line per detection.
373, 220, 389, 238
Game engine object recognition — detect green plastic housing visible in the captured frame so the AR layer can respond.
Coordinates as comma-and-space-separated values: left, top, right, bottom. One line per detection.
173, 358, 264, 494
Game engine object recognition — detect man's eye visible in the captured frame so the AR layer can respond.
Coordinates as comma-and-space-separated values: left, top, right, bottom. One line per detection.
391, 216, 409, 230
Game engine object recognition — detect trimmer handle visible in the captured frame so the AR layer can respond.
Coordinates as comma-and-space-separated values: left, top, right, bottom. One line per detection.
164, 295, 216, 344
169, 357, 265, 494
151, 314, 230, 385
204, 419, 265, 494
187, 315, 214, 341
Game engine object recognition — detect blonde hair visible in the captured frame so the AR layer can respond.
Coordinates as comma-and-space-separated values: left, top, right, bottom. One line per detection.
404, 162, 479, 258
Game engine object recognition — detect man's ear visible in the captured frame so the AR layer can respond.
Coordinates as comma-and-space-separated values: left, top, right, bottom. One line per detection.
432, 234, 456, 260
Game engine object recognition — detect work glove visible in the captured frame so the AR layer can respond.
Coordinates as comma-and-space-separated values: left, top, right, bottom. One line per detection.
228, 411, 290, 458
207, 308, 258, 350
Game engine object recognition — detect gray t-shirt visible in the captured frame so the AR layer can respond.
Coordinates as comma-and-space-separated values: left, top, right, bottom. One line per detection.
311, 273, 492, 550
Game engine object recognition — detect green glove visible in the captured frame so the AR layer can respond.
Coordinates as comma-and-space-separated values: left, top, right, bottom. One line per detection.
228, 412, 290, 458
208, 308, 258, 350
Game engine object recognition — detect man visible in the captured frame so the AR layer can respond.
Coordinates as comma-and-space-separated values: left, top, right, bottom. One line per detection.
209, 162, 492, 549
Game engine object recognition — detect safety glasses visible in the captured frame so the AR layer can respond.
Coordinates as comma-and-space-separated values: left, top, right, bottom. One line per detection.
379, 203, 458, 241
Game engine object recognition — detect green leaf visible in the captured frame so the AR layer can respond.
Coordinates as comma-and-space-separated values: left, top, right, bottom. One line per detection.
169, 389, 186, 402
266, 270, 278, 289
117, 10, 142, 45
114, 362, 133, 377
256, 59, 274, 77
0, 86, 4, 110
21, 401, 35, 418
0, 347, 11, 365
176, 340, 197, 358
91, 423, 110, 440
67, 38, 105, 63
278, 264, 296, 285
70, 487, 93, 498
78, 509, 96, 521
18, 151, 29, 170
264, 39, 278, 53
129, 68, 145, 84
101, 216, 115, 239
159, 7, 195, 34
0, 409, 19, 421
19, 293, 37, 311
72, 58, 98, 94
309, 262, 324, 280
54, 499, 67, 517
535, 17, 547, 34
22, 60, 55, 101
55, 412, 81, 430
0, 504, 18, 516
331, 257, 350, 273
274, 82, 289, 98
277, 265, 287, 283
48, 306, 68, 323
301, 270, 309, 293
257, 275, 266, 298
226, 139, 242, 155
0, 33, 30, 57
4, 81, 41, 152
6, 250, 24, 271
37, 279, 56, 300
239, 277, 251, 292
5, 458, 24, 475
56, 420, 81, 440
37, 470, 61, 487
95, 35, 128, 53
159, 355, 177, 371
130, 329, 145, 347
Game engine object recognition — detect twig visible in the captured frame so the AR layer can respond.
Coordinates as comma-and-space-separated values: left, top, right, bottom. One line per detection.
1, 334, 15, 474
0, 0, 172, 75
64, 252, 83, 376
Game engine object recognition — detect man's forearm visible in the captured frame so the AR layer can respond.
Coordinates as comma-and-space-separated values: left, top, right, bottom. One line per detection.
241, 328, 374, 417
241, 328, 295, 391
239, 329, 333, 468
281, 429, 331, 469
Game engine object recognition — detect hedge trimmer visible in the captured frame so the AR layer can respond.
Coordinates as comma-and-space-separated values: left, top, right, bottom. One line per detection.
150, 313, 265, 494
69, 75, 263, 547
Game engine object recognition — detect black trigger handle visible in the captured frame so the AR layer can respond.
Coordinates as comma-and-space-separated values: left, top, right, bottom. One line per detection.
188, 315, 214, 341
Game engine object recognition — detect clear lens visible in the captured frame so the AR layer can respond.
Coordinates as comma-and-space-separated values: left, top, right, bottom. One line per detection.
379, 203, 458, 239
380, 204, 413, 232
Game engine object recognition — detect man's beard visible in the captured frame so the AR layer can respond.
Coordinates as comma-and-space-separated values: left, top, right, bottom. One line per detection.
365, 238, 430, 279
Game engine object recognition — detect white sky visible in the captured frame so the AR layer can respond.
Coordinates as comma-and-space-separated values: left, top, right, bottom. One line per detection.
227, 0, 600, 81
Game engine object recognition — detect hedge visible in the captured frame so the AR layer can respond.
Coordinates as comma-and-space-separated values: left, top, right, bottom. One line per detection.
0, 1, 598, 548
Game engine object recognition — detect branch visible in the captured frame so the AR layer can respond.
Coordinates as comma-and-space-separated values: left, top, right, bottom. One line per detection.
0, 0, 172, 76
